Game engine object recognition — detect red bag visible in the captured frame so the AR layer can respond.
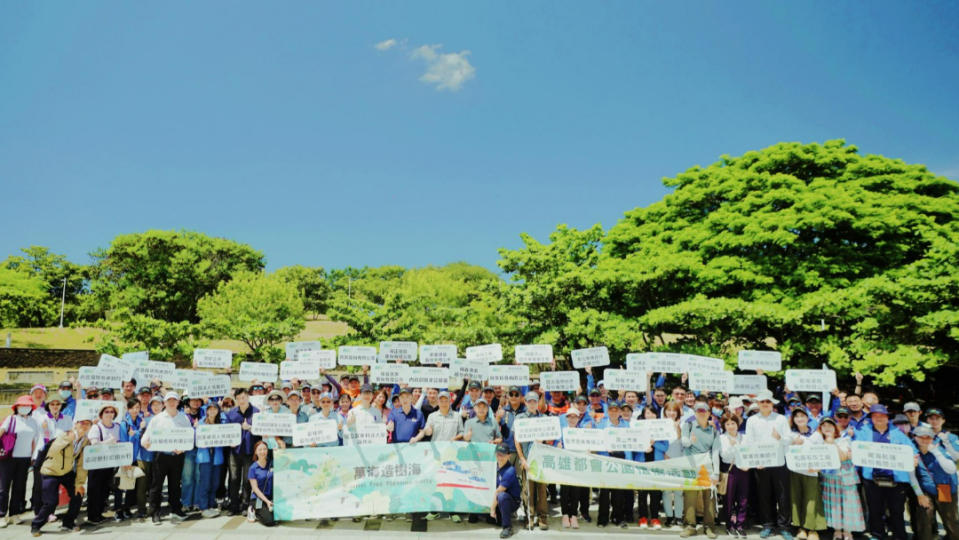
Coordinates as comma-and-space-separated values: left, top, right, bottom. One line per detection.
0, 417, 17, 461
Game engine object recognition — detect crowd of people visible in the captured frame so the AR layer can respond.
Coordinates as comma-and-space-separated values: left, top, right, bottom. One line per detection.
0, 363, 955, 540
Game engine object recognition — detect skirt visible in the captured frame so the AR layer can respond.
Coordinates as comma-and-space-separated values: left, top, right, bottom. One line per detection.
821, 463, 865, 532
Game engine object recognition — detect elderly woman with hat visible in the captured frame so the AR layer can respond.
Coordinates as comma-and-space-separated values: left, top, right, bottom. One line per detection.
85, 401, 121, 526
30, 393, 72, 524
0, 395, 39, 527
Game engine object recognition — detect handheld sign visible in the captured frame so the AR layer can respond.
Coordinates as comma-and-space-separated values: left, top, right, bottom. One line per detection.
378, 341, 418, 363
97, 354, 136, 382
625, 353, 647, 372
689, 371, 733, 393
786, 443, 840, 473
419, 344, 457, 364
148, 427, 195, 453
296, 349, 336, 370
407, 367, 451, 388
83, 443, 134, 470
735, 443, 785, 469
121, 351, 149, 363
785, 369, 837, 393
637, 352, 687, 374
632, 419, 678, 441
292, 419, 339, 447
280, 360, 319, 381
563, 428, 609, 452
343, 423, 387, 446
738, 350, 782, 372
515, 344, 553, 364
608, 427, 652, 452
133, 360, 176, 384
252, 413, 296, 437
196, 423, 241, 448
238, 362, 279, 382
466, 344, 503, 363
487, 365, 530, 387
571, 346, 610, 369
74, 399, 126, 423
174, 369, 211, 390
539, 371, 579, 393
603, 369, 649, 392
369, 363, 410, 385
193, 349, 232, 370
337, 346, 378, 366
78, 366, 122, 390
188, 374, 232, 397
249, 395, 266, 411
285, 341, 323, 360
686, 355, 727, 373
851, 441, 915, 472
732, 374, 768, 395
514, 416, 562, 443
449, 358, 490, 382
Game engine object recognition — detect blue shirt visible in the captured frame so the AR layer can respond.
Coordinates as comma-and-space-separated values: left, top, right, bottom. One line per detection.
248, 461, 273, 501
497, 462, 521, 499
500, 403, 527, 451
387, 406, 424, 443
225, 404, 260, 456
854, 423, 917, 484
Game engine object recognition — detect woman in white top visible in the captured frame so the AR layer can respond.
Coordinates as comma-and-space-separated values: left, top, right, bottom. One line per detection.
0, 395, 39, 526
661, 401, 685, 528
788, 407, 826, 540
85, 404, 121, 524
719, 413, 749, 538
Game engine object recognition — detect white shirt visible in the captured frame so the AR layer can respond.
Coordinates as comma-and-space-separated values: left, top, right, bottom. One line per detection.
744, 411, 791, 446
88, 421, 120, 444
2, 414, 39, 458
720, 432, 743, 465
142, 409, 193, 449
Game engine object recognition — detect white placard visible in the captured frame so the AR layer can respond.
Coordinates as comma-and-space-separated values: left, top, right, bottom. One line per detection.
280, 360, 320, 381
633, 352, 686, 374
732, 374, 768, 395
78, 366, 122, 390
121, 351, 149, 363
563, 428, 609, 452
252, 412, 296, 437
97, 354, 136, 382
196, 423, 241, 448
603, 370, 649, 392
238, 362, 279, 382
785, 369, 837, 392
378, 341, 418, 363
407, 367, 451, 388
851, 440, 915, 472
735, 442, 785, 469
786, 443, 840, 472
173, 368, 211, 389
625, 353, 648, 372
369, 363, 410, 385
83, 442, 134, 470
193, 349, 233, 370
292, 419, 339, 446
343, 423, 388, 446
420, 344, 457, 364
133, 360, 176, 383
539, 371, 580, 393
515, 344, 553, 364
466, 344, 503, 363
571, 346, 610, 369
449, 358, 490, 382
188, 374, 232, 397
686, 355, 727, 372
74, 399, 126, 423
296, 349, 336, 370
689, 371, 733, 393
488, 365, 531, 387
608, 427, 652, 452
738, 350, 782, 372
514, 416, 562, 443
337, 346, 378, 366
148, 427, 195, 453
249, 395, 266, 410
285, 341, 323, 359
633, 419, 678, 441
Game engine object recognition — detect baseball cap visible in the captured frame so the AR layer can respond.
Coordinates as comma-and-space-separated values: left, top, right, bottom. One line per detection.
834, 407, 850, 416
475, 398, 489, 406
588, 389, 601, 397
914, 426, 935, 438
59, 380, 73, 389
903, 402, 921, 413
318, 392, 334, 401
438, 391, 451, 400
138, 387, 152, 395
163, 391, 179, 402
869, 404, 890, 416
608, 401, 621, 409
573, 395, 587, 404
892, 414, 909, 425
360, 384, 374, 393
281, 381, 293, 389
524, 391, 539, 402
926, 408, 944, 418
468, 381, 482, 390
596, 380, 605, 387
495, 444, 511, 455
399, 387, 412, 395
804, 394, 821, 402
287, 390, 301, 399
30, 384, 47, 394
694, 402, 709, 412
507, 386, 521, 395
565, 408, 580, 417
483, 386, 494, 393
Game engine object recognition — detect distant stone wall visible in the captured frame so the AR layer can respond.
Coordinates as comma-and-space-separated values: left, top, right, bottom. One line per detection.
0, 348, 99, 369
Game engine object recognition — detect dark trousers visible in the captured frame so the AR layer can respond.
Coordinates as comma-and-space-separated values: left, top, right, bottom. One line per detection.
30, 459, 43, 515
131, 460, 150, 515
150, 453, 185, 517
756, 465, 790, 530
497, 491, 519, 529
915, 495, 959, 540
86, 467, 116, 521
196, 463, 223, 510
863, 480, 907, 540
560, 485, 583, 517
30, 472, 83, 532
228, 453, 253, 512
637, 489, 662, 520
255, 502, 275, 526
598, 488, 632, 524
726, 467, 750, 527
0, 457, 31, 516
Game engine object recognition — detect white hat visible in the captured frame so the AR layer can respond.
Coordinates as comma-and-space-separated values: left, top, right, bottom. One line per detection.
728, 397, 744, 410
755, 390, 778, 404
163, 391, 180, 402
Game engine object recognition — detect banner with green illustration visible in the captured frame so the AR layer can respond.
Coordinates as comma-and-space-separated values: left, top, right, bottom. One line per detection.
273, 442, 496, 520
526, 443, 714, 490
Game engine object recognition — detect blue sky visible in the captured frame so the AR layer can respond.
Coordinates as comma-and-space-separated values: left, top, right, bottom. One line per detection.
2, 2, 957, 272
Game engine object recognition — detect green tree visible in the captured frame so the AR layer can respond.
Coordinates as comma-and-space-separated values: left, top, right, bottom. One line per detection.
274, 265, 331, 317
0, 267, 54, 327
95, 314, 199, 361
1, 246, 87, 326
197, 271, 305, 361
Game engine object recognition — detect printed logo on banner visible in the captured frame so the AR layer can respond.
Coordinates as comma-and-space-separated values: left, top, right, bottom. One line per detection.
449, 358, 490, 382
407, 367, 452, 388
193, 349, 232, 370
562, 428, 609, 452
539, 371, 579, 393
735, 443, 785, 469
738, 350, 782, 372
292, 420, 339, 447
784, 369, 837, 393
851, 441, 915, 472
419, 344, 457, 364
343, 423, 388, 446
688, 371, 733, 393
732, 374, 768, 395
487, 365, 530, 387
369, 363, 410, 385
238, 362, 279, 382
513, 416, 562, 443
465, 344, 503, 363
188, 374, 232, 397
252, 413, 296, 437
602, 370, 649, 392
632, 419, 679, 441
78, 366, 122, 390
295, 349, 336, 370
148, 427, 195, 453
83, 442, 134, 470
571, 346, 610, 369
378, 341, 418, 363
196, 423, 241, 448
515, 344, 553, 364
285, 341, 323, 359
608, 427, 652, 452
337, 346, 378, 366
280, 360, 320, 381
786, 443, 840, 472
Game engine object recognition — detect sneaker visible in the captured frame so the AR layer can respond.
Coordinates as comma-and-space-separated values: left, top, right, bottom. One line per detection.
621, 521, 629, 529
738, 527, 749, 538
539, 519, 549, 531
0, 518, 7, 529
760, 527, 775, 539
797, 530, 808, 540
351, 517, 362, 523
152, 514, 161, 525
425, 513, 439, 521
500, 527, 514, 539
681, 526, 698, 537
562, 516, 570, 528
46, 514, 58, 523
581, 514, 592, 523
640, 517, 649, 528
808, 532, 819, 540
780, 529, 795, 540
201, 509, 220, 518
170, 511, 187, 523
451, 514, 462, 523
247, 507, 256, 523
706, 526, 718, 539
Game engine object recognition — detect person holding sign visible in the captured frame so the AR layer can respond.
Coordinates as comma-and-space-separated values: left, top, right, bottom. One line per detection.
679, 401, 721, 539
307, 393, 342, 447
29, 417, 92, 536
787, 409, 826, 540
514, 391, 552, 531
195, 401, 226, 518
85, 402, 121, 526
913, 426, 959, 540
224, 388, 259, 517
744, 390, 794, 540
818, 417, 865, 540
141, 391, 193, 525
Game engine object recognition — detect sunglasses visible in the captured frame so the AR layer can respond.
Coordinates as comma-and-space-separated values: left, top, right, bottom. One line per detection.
836, 414, 849, 418
508, 392, 520, 397
311, 389, 322, 394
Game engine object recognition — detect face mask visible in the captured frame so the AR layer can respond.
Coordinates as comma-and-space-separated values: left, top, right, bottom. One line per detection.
17, 406, 32, 416
59, 390, 72, 400
712, 408, 723, 417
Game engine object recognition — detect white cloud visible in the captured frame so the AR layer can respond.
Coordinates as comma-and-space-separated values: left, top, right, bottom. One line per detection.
374, 38, 397, 51
410, 44, 475, 91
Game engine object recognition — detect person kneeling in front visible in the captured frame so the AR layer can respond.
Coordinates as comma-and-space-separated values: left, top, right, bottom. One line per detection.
30, 418, 92, 537
491, 444, 521, 539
